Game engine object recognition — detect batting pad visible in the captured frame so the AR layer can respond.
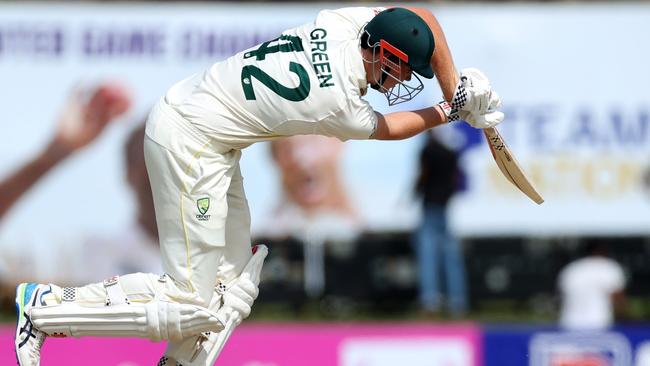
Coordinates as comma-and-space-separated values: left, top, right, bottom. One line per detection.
165, 244, 269, 365
30, 300, 225, 341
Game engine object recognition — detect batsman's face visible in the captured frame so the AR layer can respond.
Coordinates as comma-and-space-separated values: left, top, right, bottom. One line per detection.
370, 53, 412, 90
382, 63, 412, 89
363, 47, 424, 105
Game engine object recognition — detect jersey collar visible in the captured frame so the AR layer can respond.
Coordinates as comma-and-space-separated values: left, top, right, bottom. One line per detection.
349, 42, 369, 95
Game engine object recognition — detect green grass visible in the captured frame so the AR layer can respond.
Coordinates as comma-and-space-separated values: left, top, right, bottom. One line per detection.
0, 296, 648, 325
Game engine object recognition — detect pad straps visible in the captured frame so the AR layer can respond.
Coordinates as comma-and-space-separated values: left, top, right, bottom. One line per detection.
103, 276, 130, 306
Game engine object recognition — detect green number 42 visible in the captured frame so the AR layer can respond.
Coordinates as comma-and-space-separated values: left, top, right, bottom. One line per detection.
241, 35, 311, 102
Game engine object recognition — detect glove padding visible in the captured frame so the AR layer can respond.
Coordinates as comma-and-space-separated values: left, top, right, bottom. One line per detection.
451, 68, 492, 114
215, 245, 268, 326
451, 68, 504, 129
457, 109, 504, 129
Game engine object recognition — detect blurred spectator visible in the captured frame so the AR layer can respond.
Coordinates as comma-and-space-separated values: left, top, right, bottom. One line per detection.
558, 241, 627, 331
413, 130, 467, 317
643, 165, 650, 198
262, 135, 361, 239
0, 83, 162, 290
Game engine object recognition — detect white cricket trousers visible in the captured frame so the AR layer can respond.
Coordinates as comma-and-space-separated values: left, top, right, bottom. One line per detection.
143, 98, 252, 306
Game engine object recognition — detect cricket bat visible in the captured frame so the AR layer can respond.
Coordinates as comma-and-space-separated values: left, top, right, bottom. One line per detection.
483, 127, 544, 204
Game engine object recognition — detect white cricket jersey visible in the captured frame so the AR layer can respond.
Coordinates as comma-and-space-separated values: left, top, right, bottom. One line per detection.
165, 7, 384, 149
558, 257, 626, 330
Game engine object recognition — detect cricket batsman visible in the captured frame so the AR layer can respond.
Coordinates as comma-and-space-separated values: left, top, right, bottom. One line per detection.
15, 6, 503, 365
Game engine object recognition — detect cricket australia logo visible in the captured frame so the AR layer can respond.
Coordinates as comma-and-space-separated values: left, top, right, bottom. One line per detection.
196, 197, 211, 221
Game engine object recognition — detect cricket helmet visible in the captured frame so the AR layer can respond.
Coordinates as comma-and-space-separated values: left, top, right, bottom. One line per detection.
362, 8, 435, 105
364, 8, 435, 79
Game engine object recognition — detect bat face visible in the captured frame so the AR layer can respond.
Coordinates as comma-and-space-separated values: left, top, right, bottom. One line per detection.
484, 127, 544, 205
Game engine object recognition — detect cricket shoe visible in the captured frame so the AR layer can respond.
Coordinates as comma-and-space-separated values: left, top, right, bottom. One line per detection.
15, 283, 50, 366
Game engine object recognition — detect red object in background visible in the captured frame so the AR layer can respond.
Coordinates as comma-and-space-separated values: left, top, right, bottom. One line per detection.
552, 354, 609, 366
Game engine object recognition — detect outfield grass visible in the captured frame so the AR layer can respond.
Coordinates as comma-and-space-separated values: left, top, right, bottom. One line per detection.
1, 297, 648, 325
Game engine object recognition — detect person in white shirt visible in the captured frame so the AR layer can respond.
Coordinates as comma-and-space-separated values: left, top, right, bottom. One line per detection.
15, 7, 504, 366
558, 242, 627, 331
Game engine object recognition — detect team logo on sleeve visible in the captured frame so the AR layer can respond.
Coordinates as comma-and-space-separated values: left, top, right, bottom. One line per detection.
196, 198, 211, 221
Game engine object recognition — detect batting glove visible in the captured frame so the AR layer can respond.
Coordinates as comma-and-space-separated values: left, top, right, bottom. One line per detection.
215, 245, 268, 326
447, 68, 503, 128
458, 109, 505, 129
451, 68, 493, 114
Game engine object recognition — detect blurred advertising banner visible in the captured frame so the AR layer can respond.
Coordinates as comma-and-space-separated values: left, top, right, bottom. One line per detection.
1, 3, 649, 245
3, 323, 650, 365
0, 322, 650, 366
484, 325, 650, 366
441, 4, 650, 237
0, 324, 481, 366
530, 332, 632, 366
